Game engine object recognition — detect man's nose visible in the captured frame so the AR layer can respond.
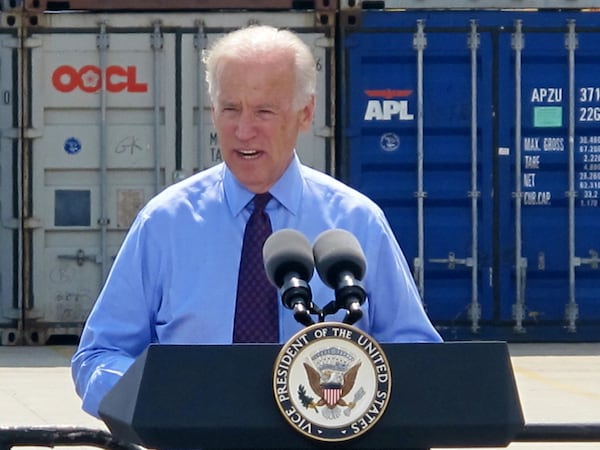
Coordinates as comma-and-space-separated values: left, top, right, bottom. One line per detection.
235, 110, 257, 140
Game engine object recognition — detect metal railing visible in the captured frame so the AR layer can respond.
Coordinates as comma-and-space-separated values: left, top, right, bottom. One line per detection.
1, 424, 600, 449
516, 423, 600, 443
0, 427, 142, 450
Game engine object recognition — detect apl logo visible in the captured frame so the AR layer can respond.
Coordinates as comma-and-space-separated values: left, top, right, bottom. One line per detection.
52, 65, 148, 93
363, 89, 414, 121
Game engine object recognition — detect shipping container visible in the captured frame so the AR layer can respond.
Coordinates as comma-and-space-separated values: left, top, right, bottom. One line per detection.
1, 10, 333, 344
340, 9, 600, 341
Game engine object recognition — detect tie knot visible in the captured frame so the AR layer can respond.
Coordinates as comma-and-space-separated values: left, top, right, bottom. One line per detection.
253, 192, 272, 213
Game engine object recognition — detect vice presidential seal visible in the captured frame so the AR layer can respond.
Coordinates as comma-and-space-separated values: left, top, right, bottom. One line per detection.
272, 322, 391, 442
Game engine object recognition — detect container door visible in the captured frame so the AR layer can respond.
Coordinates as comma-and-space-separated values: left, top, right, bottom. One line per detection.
497, 14, 600, 338
0, 25, 19, 343
179, 11, 333, 176
26, 14, 177, 342
342, 14, 494, 333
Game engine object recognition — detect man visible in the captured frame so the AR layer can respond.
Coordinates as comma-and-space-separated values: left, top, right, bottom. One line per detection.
71, 25, 441, 419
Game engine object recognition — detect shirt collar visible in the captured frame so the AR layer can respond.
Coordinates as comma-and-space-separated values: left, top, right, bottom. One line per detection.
224, 152, 304, 217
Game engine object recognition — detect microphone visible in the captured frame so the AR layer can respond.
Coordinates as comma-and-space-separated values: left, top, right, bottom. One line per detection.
313, 229, 367, 325
263, 229, 316, 327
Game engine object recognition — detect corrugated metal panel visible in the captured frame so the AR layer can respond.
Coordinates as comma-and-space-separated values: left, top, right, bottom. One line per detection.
341, 10, 600, 341
21, 11, 333, 343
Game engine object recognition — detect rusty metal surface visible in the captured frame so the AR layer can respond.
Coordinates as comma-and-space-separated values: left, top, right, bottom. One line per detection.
23, 0, 337, 12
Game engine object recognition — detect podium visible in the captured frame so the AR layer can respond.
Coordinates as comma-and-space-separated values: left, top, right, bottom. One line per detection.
99, 342, 524, 449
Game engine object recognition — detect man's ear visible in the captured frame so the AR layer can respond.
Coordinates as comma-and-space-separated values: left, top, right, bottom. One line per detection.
298, 95, 315, 132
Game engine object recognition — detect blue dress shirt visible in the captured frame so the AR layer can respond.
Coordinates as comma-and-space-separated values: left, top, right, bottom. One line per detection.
71, 154, 442, 418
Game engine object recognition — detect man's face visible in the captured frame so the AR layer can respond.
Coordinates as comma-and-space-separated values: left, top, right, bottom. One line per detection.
211, 53, 314, 193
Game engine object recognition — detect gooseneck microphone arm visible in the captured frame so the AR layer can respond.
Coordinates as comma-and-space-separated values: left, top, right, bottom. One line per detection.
279, 270, 315, 327
333, 270, 367, 325
263, 229, 318, 327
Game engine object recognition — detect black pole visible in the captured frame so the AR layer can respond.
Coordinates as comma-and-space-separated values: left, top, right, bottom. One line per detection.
515, 423, 600, 442
0, 427, 141, 450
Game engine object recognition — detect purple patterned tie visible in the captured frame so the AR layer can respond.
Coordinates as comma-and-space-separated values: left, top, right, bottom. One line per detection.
233, 193, 279, 343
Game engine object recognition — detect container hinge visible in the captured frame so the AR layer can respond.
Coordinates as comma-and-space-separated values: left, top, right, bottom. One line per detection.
315, 126, 333, 138
172, 170, 188, 183
429, 252, 473, 269
23, 216, 43, 229
573, 249, 599, 269
412, 256, 422, 281
57, 249, 101, 266
25, 128, 43, 138
314, 36, 334, 50
24, 37, 43, 48
1, 127, 43, 139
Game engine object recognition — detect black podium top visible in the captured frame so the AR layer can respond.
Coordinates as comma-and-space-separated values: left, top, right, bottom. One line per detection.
99, 341, 524, 449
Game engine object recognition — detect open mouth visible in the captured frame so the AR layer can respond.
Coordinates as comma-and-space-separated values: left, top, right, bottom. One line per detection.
238, 149, 261, 159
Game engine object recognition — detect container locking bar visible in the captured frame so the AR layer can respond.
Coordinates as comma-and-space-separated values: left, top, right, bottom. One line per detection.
574, 249, 600, 269
57, 249, 100, 267
194, 20, 206, 172
97, 21, 110, 283
512, 20, 527, 334
429, 252, 474, 270
413, 19, 427, 304
566, 19, 580, 334
468, 19, 481, 333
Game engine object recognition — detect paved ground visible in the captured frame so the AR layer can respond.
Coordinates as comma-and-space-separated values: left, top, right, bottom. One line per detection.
0, 343, 599, 449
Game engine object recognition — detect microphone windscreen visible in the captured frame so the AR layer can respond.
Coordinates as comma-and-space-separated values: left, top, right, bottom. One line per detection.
263, 229, 314, 288
313, 229, 366, 288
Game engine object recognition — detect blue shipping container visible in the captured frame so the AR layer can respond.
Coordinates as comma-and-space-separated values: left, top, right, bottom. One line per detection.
340, 10, 600, 341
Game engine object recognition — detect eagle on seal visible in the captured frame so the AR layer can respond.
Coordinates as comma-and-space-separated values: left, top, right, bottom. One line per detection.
302, 361, 362, 410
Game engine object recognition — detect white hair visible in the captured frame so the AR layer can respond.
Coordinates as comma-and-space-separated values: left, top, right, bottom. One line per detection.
204, 25, 317, 111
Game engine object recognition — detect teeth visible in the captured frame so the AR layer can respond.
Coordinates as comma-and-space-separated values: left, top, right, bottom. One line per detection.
240, 149, 259, 156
